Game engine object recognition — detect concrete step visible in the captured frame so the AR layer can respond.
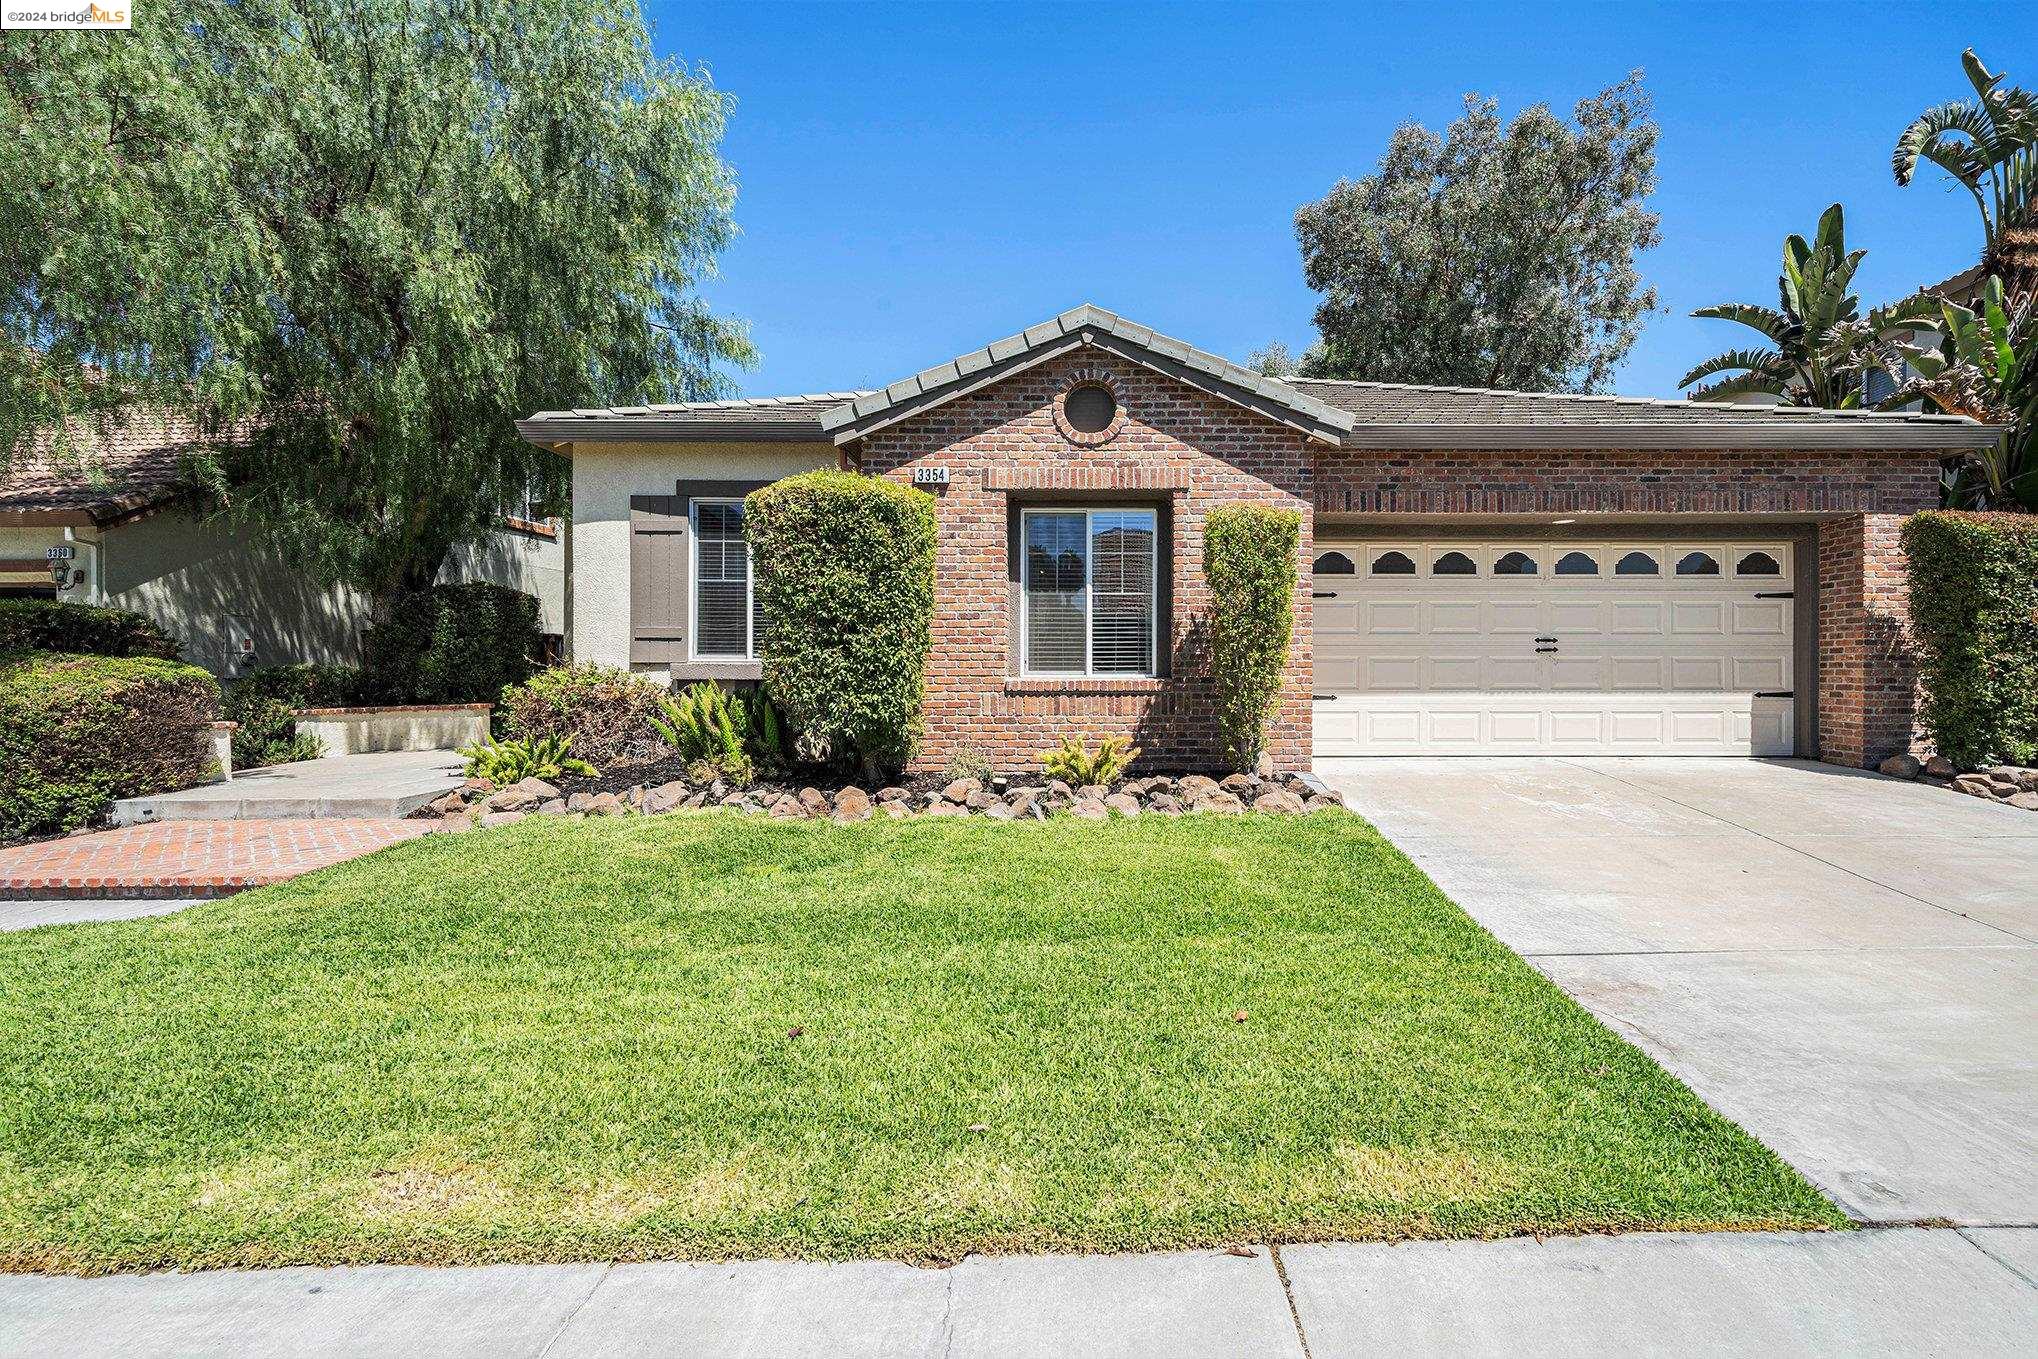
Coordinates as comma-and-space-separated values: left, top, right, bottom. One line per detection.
111, 751, 465, 825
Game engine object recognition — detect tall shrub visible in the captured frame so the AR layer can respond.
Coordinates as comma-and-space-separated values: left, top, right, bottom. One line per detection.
0, 599, 179, 659
1204, 505, 1301, 768
1902, 511, 2038, 768
746, 470, 937, 780
358, 582, 540, 705
0, 652, 220, 837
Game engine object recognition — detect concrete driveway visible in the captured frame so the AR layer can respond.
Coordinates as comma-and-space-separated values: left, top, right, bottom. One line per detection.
1317, 757, 2038, 1227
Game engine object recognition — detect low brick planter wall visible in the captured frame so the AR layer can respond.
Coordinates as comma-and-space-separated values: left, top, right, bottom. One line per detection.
295, 704, 491, 758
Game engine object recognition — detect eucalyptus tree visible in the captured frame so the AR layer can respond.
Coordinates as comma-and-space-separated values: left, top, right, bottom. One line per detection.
1680, 204, 1935, 408
1293, 73, 1661, 393
1, 0, 752, 602
1892, 49, 2038, 303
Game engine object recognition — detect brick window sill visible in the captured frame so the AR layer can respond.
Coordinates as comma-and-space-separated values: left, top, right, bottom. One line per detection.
1004, 676, 1166, 695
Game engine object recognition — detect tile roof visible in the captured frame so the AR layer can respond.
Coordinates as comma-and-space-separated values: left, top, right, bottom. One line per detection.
0, 409, 209, 524
516, 306, 2002, 453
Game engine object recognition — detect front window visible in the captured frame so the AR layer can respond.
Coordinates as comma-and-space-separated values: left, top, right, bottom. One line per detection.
1022, 508, 1157, 676
692, 499, 762, 658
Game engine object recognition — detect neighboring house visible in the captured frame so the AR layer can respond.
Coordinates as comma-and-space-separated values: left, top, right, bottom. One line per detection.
518, 304, 1996, 773
0, 412, 565, 674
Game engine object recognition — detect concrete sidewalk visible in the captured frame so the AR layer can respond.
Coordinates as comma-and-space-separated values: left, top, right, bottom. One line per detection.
1, 1228, 2032, 1358
112, 750, 465, 824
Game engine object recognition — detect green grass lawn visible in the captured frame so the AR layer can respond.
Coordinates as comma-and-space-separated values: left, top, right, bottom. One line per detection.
0, 812, 1843, 1272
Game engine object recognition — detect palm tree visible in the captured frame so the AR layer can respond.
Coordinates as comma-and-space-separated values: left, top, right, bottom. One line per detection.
1878, 274, 2036, 508
1892, 49, 2038, 303
1680, 204, 1935, 406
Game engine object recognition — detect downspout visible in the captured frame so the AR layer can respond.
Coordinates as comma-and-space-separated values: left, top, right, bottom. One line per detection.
60, 525, 104, 604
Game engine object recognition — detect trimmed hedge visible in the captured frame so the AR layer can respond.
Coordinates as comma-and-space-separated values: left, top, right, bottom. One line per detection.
223, 663, 362, 769
746, 470, 937, 779
1204, 505, 1301, 767
0, 599, 179, 659
359, 582, 539, 705
0, 652, 220, 838
1902, 511, 2038, 768
500, 663, 668, 766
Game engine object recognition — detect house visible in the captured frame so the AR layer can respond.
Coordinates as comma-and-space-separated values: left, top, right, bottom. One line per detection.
0, 411, 565, 674
517, 305, 1997, 773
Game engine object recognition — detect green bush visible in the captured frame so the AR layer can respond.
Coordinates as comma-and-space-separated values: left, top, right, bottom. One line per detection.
1902, 511, 2038, 768
747, 470, 937, 780
459, 733, 595, 785
0, 652, 220, 838
650, 682, 755, 784
499, 663, 667, 766
359, 582, 539, 705
1041, 734, 1139, 786
1204, 505, 1301, 767
0, 599, 179, 659
222, 664, 359, 769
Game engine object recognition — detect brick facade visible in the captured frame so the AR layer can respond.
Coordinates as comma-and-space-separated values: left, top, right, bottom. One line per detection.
839, 347, 1944, 773
852, 353, 1315, 774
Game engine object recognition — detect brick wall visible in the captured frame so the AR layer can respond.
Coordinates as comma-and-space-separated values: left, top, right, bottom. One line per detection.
1315, 447, 1942, 516
852, 353, 1316, 775
1817, 512, 1921, 768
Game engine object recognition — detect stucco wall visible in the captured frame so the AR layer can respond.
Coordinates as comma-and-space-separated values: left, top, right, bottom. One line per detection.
444, 528, 566, 637
567, 441, 833, 679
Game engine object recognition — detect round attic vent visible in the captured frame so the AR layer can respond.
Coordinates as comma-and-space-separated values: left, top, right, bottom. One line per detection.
1063, 384, 1117, 434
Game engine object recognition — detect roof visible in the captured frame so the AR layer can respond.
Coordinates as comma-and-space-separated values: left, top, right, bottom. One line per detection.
817, 304, 1358, 445
517, 392, 873, 445
0, 410, 208, 525
1282, 377, 1998, 450
516, 305, 2001, 453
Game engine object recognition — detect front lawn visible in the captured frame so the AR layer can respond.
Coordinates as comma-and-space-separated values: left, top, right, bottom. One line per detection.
0, 813, 1842, 1272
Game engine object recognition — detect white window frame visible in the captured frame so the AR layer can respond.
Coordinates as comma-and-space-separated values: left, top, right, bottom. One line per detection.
1020, 506, 1160, 678
690, 497, 756, 660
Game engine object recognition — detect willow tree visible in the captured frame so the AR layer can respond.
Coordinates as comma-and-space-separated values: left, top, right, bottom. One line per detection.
1, 1, 752, 601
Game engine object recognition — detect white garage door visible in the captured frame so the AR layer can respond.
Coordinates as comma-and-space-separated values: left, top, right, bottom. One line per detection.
1313, 539, 1795, 756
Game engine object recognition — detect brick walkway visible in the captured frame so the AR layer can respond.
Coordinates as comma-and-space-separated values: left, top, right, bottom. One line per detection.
0, 819, 433, 900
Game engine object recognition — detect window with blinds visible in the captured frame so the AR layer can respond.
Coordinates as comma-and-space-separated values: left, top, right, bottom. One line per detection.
1021, 508, 1157, 676
692, 499, 760, 658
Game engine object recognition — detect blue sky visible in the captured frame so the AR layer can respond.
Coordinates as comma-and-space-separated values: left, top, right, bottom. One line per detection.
650, 0, 2036, 399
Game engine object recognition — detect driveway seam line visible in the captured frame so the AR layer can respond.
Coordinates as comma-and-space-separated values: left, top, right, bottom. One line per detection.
1524, 944, 2036, 959
534, 1262, 612, 1359
1268, 1244, 1315, 1359
1558, 760, 2038, 946
1955, 1228, 2038, 1291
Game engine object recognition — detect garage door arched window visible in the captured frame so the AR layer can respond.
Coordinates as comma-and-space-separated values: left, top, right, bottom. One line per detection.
1314, 550, 1357, 575
1368, 550, 1415, 575
1614, 551, 1660, 576
1493, 550, 1538, 576
1431, 550, 1477, 576
1676, 551, 1721, 576
1736, 550, 1782, 577
1554, 551, 1599, 576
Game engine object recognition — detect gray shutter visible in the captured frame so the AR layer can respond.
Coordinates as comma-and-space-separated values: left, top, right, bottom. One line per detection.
630, 495, 689, 663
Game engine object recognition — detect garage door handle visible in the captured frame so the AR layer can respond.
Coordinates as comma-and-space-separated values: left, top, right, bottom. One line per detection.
1534, 646, 1558, 654
1312, 591, 1338, 599
1312, 694, 1338, 702
1755, 591, 1794, 599
1755, 690, 1794, 699
1534, 636, 1556, 643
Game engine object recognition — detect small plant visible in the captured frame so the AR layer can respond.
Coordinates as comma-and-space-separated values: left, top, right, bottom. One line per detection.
944, 741, 994, 784
499, 663, 667, 766
1041, 734, 1139, 786
650, 682, 755, 784
459, 733, 596, 785
742, 688, 787, 771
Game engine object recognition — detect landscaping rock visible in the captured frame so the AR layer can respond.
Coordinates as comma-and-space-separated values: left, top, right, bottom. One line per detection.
585, 792, 624, 816
1992, 766, 2038, 793
440, 812, 474, 833
1178, 774, 1220, 798
1193, 791, 1245, 815
512, 777, 560, 802
641, 781, 689, 815
463, 778, 494, 794
1952, 774, 2001, 800
565, 791, 595, 813
1070, 797, 1109, 820
1303, 795, 1338, 812
537, 798, 568, 816
876, 786, 910, 804
1047, 779, 1073, 800
1924, 755, 1957, 779
942, 777, 981, 804
1253, 790, 1306, 814
1255, 753, 1276, 779
1104, 793, 1142, 817
924, 800, 968, 818
982, 801, 1016, 821
479, 810, 525, 828
966, 789, 998, 810
485, 786, 538, 813
2008, 792, 2038, 811
797, 787, 829, 814
1077, 784, 1109, 802
1219, 772, 1256, 794
1148, 792, 1182, 814
880, 799, 912, 818
1878, 754, 1923, 780
832, 788, 873, 823
427, 792, 468, 817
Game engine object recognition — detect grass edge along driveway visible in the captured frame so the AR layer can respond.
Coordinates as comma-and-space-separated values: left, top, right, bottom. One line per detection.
0, 812, 1845, 1274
